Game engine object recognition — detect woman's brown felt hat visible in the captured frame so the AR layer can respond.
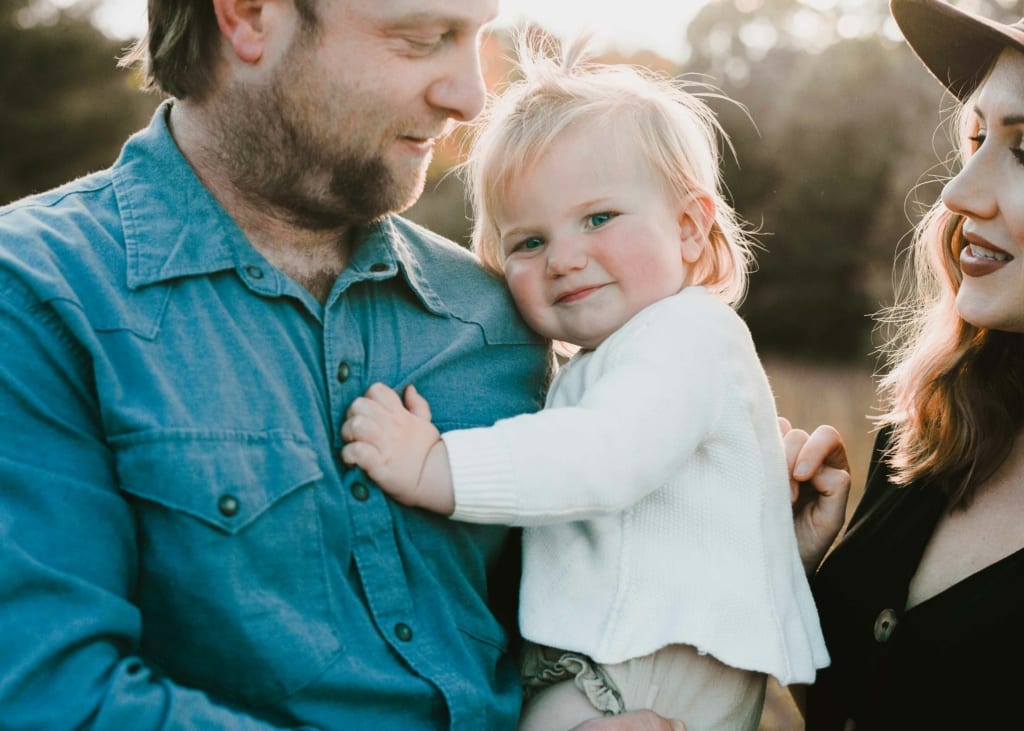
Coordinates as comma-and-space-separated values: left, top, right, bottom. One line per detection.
891, 0, 1024, 100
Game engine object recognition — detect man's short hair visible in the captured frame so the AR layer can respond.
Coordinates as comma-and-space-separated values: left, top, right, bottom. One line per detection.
121, 0, 319, 100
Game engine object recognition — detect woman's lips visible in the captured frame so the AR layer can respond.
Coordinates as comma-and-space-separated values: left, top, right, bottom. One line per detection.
960, 236, 1013, 278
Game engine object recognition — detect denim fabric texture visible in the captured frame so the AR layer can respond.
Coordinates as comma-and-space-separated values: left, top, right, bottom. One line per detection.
0, 102, 549, 730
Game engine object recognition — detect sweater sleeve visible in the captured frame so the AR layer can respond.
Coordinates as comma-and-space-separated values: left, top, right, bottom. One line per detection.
445, 290, 747, 525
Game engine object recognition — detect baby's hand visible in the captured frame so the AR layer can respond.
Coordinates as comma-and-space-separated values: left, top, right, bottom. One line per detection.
341, 383, 452, 512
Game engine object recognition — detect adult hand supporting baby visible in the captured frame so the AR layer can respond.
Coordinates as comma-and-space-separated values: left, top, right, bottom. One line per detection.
340, 383, 455, 514
779, 417, 851, 575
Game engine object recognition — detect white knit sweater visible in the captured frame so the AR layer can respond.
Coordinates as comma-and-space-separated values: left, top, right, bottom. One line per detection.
442, 287, 829, 684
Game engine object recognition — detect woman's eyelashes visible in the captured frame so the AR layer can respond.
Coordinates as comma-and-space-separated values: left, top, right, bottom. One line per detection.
967, 128, 1024, 166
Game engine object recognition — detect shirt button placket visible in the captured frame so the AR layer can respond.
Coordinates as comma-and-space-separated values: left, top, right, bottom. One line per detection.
873, 607, 899, 643
350, 482, 370, 502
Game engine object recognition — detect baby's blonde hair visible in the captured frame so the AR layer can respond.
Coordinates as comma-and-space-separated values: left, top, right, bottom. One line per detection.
465, 34, 756, 306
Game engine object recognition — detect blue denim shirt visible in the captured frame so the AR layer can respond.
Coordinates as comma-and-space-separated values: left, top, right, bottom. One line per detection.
0, 103, 549, 730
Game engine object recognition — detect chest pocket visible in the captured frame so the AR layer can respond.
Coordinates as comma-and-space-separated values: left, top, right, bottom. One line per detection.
114, 429, 341, 705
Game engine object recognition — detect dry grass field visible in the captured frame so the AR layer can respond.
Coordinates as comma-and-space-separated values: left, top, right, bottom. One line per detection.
764, 356, 881, 517
757, 356, 881, 730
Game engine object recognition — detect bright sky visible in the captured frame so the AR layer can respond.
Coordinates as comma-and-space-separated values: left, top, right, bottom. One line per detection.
85, 0, 707, 63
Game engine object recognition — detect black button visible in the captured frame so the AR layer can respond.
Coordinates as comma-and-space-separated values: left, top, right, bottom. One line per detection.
218, 494, 240, 517
394, 623, 413, 642
336, 361, 351, 383
351, 482, 370, 501
873, 608, 898, 643
369, 262, 389, 273
244, 265, 265, 280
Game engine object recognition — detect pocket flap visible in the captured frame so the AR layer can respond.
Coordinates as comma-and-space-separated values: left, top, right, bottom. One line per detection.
114, 429, 324, 534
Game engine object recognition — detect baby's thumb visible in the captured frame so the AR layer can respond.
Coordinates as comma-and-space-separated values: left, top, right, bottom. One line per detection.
403, 384, 433, 420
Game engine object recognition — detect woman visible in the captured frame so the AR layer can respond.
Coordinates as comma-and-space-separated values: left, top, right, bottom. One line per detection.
798, 0, 1024, 728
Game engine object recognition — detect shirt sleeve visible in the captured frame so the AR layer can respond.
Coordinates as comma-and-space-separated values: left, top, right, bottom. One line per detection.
0, 272, 316, 730
444, 293, 745, 525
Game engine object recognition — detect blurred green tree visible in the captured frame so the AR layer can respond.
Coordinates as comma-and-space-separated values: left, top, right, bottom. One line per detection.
0, 0, 158, 204
685, 0, 965, 360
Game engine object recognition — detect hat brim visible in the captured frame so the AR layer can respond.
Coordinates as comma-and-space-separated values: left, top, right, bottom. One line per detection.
891, 0, 1024, 100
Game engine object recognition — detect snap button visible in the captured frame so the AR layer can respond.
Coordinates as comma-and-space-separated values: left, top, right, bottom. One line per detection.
336, 361, 351, 383
873, 608, 898, 643
218, 494, 240, 517
350, 482, 370, 501
369, 262, 389, 273
394, 622, 413, 642
244, 265, 265, 280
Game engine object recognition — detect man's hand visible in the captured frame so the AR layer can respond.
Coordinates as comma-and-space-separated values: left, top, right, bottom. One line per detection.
779, 417, 851, 575
571, 711, 686, 731
340, 383, 454, 514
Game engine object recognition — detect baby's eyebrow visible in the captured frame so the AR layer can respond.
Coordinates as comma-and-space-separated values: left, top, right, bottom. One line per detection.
571, 197, 614, 214
499, 227, 534, 245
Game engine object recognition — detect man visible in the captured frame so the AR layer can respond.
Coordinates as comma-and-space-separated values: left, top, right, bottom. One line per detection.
0, 0, 689, 727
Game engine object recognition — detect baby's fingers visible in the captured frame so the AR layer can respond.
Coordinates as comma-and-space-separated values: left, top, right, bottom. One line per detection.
341, 412, 382, 444
340, 440, 382, 471
364, 382, 404, 410
403, 384, 433, 421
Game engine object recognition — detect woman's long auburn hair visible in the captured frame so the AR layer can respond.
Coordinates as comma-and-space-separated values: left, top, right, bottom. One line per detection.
876, 93, 1024, 509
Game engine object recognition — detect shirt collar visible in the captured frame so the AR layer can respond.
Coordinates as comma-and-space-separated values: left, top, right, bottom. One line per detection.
112, 101, 252, 290
349, 217, 449, 318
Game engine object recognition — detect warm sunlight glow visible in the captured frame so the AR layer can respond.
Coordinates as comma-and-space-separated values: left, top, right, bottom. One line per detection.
82, 0, 711, 63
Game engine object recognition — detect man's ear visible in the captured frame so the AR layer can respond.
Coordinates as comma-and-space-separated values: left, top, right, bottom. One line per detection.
679, 195, 715, 264
212, 0, 270, 63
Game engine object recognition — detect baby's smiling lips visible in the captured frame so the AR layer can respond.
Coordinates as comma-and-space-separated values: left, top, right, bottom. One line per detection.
554, 284, 606, 304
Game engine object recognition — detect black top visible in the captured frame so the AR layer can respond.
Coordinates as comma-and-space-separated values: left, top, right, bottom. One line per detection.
807, 429, 1024, 730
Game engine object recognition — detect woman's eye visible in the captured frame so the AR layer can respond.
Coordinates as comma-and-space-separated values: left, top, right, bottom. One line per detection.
586, 212, 615, 228
968, 131, 986, 150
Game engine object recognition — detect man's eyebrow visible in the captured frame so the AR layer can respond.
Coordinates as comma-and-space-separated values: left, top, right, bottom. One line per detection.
382, 13, 469, 31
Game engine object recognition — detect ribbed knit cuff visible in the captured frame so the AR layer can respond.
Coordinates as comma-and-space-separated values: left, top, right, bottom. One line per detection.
442, 428, 520, 524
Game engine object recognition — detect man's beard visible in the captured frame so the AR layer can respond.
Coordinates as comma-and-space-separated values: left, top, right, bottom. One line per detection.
212, 51, 425, 230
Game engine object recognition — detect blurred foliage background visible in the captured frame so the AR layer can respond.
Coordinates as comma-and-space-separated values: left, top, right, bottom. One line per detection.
8, 0, 1024, 362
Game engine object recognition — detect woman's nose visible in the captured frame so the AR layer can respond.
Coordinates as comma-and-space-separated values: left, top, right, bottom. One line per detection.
942, 150, 998, 221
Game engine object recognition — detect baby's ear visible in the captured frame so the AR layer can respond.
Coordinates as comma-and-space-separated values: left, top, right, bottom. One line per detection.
678, 195, 715, 264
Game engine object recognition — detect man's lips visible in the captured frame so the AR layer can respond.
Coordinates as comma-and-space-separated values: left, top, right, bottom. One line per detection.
398, 136, 435, 155
554, 284, 606, 304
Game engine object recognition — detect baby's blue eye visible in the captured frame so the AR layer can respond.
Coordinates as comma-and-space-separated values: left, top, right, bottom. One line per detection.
523, 237, 544, 250
587, 213, 613, 228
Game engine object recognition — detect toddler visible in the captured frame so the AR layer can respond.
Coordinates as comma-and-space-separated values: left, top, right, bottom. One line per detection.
341, 38, 828, 731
